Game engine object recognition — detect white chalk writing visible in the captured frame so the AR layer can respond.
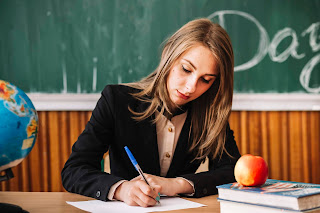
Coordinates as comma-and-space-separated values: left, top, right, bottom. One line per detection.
208, 10, 320, 93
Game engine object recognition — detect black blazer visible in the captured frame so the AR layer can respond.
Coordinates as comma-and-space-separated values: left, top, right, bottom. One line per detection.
61, 85, 241, 201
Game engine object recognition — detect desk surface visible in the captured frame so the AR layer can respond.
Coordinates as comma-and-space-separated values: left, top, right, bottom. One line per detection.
0, 192, 220, 212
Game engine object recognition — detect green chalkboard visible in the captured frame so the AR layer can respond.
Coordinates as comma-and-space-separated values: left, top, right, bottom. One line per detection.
0, 0, 319, 94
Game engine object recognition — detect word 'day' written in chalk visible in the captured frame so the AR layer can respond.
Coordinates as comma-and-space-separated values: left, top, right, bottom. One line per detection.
209, 10, 320, 93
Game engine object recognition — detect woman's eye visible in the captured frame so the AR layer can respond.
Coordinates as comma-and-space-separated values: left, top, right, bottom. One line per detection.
201, 78, 210, 84
182, 66, 191, 73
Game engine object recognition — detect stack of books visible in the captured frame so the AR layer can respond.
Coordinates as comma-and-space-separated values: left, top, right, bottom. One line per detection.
217, 179, 320, 213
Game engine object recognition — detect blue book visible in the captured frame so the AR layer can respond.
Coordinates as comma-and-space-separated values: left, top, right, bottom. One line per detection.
217, 179, 320, 211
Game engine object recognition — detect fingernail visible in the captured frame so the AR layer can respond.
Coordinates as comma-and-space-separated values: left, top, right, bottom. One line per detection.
158, 193, 161, 196
155, 196, 160, 202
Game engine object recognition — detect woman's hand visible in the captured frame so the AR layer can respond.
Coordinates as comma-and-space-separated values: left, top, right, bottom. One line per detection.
132, 174, 194, 196
113, 179, 161, 207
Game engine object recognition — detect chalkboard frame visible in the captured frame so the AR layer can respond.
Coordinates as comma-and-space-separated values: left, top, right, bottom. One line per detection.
27, 93, 320, 111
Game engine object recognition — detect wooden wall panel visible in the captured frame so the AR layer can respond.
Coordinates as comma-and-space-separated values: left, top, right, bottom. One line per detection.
268, 112, 282, 180
0, 111, 319, 192
289, 112, 302, 182
48, 112, 61, 192
38, 111, 49, 192
301, 112, 310, 182
280, 112, 290, 180
310, 112, 320, 183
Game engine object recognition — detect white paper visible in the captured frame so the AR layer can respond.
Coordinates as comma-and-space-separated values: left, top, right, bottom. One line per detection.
67, 197, 206, 213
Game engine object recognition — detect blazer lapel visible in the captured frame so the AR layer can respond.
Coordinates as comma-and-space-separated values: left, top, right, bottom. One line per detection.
135, 101, 161, 176
166, 111, 191, 177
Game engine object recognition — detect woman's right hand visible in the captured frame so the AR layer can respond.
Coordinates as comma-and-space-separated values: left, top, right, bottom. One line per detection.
113, 179, 161, 207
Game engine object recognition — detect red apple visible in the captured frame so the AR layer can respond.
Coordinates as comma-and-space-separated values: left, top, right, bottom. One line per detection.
234, 154, 268, 186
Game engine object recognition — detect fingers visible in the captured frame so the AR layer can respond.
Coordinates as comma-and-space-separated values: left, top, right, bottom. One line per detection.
130, 185, 157, 207
129, 174, 163, 202
133, 174, 163, 195
139, 182, 161, 200
131, 175, 142, 181
124, 180, 158, 207
152, 184, 162, 195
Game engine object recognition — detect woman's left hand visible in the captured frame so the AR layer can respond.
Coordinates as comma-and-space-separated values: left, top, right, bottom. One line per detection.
132, 173, 194, 196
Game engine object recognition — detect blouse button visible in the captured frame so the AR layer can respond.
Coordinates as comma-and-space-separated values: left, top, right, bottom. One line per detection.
165, 152, 171, 158
168, 127, 173, 132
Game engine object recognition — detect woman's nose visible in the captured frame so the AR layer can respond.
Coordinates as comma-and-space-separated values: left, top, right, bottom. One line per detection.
185, 77, 197, 94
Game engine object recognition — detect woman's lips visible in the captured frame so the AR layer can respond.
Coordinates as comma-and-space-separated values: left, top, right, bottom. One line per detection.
177, 90, 190, 100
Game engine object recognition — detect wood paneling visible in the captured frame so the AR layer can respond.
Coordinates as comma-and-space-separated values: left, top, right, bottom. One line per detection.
1, 111, 319, 192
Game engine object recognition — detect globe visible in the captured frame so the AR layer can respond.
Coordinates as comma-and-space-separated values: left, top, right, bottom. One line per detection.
0, 80, 38, 174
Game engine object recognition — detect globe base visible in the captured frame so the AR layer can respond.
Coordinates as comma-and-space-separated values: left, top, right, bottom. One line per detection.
0, 203, 29, 213
0, 168, 14, 182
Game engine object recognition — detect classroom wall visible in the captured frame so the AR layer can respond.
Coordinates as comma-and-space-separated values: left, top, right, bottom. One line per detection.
1, 111, 319, 192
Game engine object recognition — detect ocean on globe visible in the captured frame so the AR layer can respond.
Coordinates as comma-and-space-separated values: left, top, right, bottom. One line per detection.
0, 80, 38, 172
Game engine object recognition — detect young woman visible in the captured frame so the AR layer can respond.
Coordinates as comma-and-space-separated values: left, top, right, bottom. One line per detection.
61, 18, 241, 207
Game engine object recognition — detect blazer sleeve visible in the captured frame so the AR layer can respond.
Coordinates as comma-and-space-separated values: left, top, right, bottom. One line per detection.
61, 85, 125, 201
180, 123, 241, 198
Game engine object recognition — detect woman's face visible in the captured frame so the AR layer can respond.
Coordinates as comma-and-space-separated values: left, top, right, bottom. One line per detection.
166, 44, 219, 108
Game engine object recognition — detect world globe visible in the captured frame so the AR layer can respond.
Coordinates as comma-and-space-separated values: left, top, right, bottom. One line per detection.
0, 80, 38, 174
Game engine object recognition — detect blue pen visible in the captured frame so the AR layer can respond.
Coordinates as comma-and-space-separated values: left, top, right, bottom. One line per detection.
124, 146, 160, 204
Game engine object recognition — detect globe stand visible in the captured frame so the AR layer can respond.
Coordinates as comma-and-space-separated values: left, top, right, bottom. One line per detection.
0, 168, 29, 213
0, 168, 14, 181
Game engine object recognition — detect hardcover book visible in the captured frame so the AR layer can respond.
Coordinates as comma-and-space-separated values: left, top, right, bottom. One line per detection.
217, 179, 320, 211
219, 198, 320, 213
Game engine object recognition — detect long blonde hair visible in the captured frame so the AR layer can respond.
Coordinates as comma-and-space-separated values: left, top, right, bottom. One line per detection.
126, 18, 234, 161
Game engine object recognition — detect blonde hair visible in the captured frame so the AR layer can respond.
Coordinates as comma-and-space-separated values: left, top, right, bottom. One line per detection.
126, 18, 234, 161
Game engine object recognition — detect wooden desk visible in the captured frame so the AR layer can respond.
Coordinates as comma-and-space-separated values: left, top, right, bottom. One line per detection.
0, 192, 220, 212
